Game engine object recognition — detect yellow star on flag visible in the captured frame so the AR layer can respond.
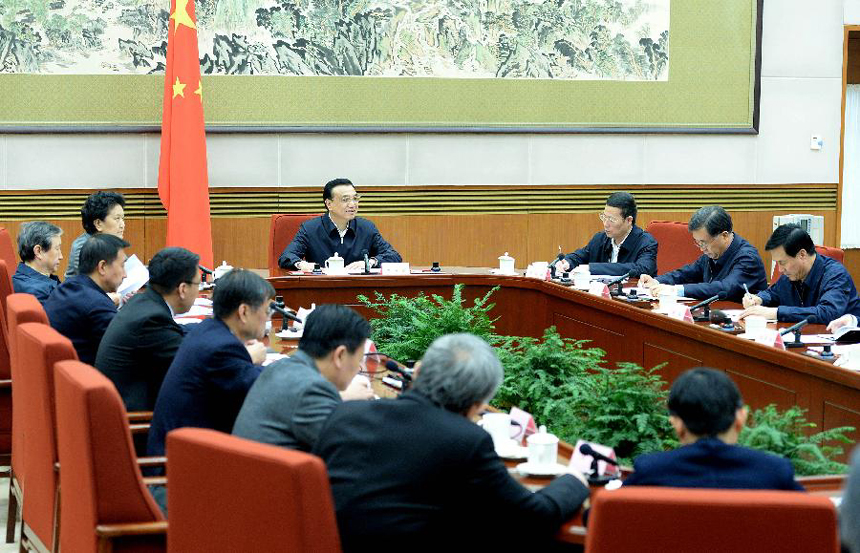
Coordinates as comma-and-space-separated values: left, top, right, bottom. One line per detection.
170, 0, 197, 33
194, 80, 203, 101
172, 77, 186, 99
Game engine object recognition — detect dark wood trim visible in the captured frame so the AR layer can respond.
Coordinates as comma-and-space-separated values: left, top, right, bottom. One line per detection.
752, 0, 764, 133
839, 26, 860, 245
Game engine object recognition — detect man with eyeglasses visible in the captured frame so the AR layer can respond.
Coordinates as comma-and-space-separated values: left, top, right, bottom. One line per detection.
639, 205, 767, 302
278, 178, 402, 272
554, 192, 658, 276
95, 247, 201, 412
233, 304, 375, 452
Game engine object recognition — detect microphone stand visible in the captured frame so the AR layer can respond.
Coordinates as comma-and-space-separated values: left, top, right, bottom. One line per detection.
690, 294, 721, 322
606, 272, 630, 297
780, 318, 810, 349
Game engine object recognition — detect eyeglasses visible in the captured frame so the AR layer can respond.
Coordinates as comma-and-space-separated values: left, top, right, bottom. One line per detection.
598, 213, 620, 225
693, 233, 722, 250
338, 195, 361, 204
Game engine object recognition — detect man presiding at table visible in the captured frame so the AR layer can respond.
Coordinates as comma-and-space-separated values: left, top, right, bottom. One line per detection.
554, 191, 658, 277
278, 178, 402, 272
639, 205, 767, 301
312, 333, 590, 551
740, 224, 860, 324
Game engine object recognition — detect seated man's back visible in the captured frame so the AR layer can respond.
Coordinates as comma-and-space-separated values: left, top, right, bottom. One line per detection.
95, 247, 200, 411
313, 334, 589, 552
44, 234, 129, 364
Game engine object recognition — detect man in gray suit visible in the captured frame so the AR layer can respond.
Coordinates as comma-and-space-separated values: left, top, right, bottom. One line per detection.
233, 304, 375, 451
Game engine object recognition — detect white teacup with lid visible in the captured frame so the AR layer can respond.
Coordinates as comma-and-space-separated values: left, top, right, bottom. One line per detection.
526, 425, 558, 469
213, 261, 233, 280
498, 252, 515, 275
325, 253, 345, 274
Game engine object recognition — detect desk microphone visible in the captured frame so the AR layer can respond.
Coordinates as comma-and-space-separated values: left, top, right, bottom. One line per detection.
361, 249, 371, 275
550, 253, 565, 278
579, 443, 619, 466
384, 359, 412, 382
689, 292, 725, 322
199, 265, 213, 284
269, 302, 303, 332
709, 309, 736, 331
780, 318, 810, 348
606, 272, 631, 296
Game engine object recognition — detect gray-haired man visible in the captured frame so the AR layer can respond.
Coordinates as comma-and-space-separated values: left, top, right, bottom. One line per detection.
13, 221, 63, 304
312, 333, 589, 552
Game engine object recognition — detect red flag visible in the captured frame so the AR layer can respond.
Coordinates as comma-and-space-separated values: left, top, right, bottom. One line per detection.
157, 0, 214, 269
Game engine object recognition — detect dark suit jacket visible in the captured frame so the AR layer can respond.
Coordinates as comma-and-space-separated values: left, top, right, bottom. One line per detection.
12, 262, 61, 305
95, 288, 186, 412
278, 214, 401, 269
656, 233, 768, 301
146, 317, 262, 457
312, 391, 590, 552
623, 438, 804, 491
563, 225, 658, 276
44, 274, 117, 365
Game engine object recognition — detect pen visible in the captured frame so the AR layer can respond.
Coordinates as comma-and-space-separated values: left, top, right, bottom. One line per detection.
743, 283, 750, 295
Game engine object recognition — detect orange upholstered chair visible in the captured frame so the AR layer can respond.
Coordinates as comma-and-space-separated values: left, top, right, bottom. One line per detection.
585, 486, 838, 553
54, 360, 166, 552
0, 228, 17, 289
269, 213, 319, 276
769, 245, 846, 284
16, 323, 78, 552
5, 294, 49, 543
645, 220, 702, 275
167, 428, 341, 553
0, 261, 15, 467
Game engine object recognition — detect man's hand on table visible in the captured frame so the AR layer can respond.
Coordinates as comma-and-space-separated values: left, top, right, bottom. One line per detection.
245, 340, 267, 365
739, 305, 778, 321
346, 260, 373, 272
742, 293, 762, 308
827, 314, 856, 333
637, 274, 668, 296
340, 375, 374, 401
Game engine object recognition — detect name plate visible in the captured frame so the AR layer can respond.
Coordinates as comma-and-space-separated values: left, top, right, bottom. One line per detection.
380, 263, 410, 276
754, 328, 786, 350
666, 303, 693, 322
588, 281, 611, 298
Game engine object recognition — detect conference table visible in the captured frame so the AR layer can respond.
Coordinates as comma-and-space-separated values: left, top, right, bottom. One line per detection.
268, 267, 860, 446
267, 267, 853, 545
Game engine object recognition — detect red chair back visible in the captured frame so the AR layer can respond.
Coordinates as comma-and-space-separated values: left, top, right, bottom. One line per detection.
0, 228, 17, 289
770, 245, 846, 284
7, 294, 49, 488
18, 323, 78, 551
585, 486, 838, 553
269, 213, 319, 276
0, 261, 15, 456
167, 428, 341, 553
645, 220, 702, 275
54, 360, 164, 553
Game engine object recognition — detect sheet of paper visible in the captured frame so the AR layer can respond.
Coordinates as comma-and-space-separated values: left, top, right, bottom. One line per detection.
263, 353, 287, 366
620, 287, 696, 302
117, 254, 149, 297
181, 304, 213, 317
719, 309, 777, 323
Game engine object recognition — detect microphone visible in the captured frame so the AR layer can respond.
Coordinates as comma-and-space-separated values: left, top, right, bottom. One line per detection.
606, 271, 631, 297
579, 443, 619, 466
384, 359, 413, 382
550, 253, 565, 278
199, 265, 213, 284
269, 302, 302, 333
361, 249, 371, 275
690, 292, 725, 322
779, 318, 810, 336
780, 318, 810, 348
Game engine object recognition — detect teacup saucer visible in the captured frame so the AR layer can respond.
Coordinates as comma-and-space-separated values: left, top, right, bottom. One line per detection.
496, 443, 528, 460
515, 462, 568, 478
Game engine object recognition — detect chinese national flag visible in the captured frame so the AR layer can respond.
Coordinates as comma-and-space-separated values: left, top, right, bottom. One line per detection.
157, 0, 214, 269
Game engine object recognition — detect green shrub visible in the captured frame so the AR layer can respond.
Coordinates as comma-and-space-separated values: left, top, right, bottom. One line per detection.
738, 404, 854, 476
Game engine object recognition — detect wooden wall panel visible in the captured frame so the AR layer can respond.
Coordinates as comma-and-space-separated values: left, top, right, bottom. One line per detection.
849, 37, 860, 84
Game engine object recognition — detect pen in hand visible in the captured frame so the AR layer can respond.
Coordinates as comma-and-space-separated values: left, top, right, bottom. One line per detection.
743, 283, 750, 295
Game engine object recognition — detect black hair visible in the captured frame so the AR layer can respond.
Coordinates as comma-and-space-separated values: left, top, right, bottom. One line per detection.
688, 205, 733, 236
667, 367, 743, 438
299, 304, 372, 358
765, 224, 816, 256
212, 269, 275, 320
78, 234, 130, 275
80, 191, 126, 235
322, 178, 355, 206
147, 247, 200, 295
606, 192, 637, 224
17, 221, 62, 262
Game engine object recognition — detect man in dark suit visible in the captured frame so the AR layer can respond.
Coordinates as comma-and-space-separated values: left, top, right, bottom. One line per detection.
555, 191, 658, 277
623, 367, 803, 490
147, 269, 271, 460
44, 234, 129, 365
12, 221, 63, 304
639, 205, 768, 302
313, 333, 590, 552
741, 224, 860, 324
278, 178, 401, 272
233, 304, 374, 452
95, 247, 200, 412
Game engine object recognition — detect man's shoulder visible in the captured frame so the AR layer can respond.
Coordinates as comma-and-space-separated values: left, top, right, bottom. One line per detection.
634, 226, 658, 246
733, 235, 763, 259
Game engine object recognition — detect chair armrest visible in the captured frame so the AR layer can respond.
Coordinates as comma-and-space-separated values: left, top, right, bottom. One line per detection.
142, 476, 167, 486
127, 411, 153, 423
0, 379, 10, 389
129, 423, 151, 435
136, 456, 166, 468
95, 521, 168, 538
